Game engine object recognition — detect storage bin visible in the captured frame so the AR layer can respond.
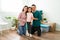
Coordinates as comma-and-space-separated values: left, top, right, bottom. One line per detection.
41, 24, 50, 32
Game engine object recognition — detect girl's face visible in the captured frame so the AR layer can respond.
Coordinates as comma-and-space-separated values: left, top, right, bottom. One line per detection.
24, 7, 28, 12
28, 8, 32, 12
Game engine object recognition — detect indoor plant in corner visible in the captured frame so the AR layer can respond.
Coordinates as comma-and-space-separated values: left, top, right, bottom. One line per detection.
11, 17, 18, 30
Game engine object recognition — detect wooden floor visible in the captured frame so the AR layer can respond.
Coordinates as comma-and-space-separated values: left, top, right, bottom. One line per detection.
0, 30, 60, 40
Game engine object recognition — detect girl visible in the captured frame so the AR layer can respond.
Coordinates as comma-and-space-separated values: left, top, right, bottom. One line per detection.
26, 7, 33, 37
18, 6, 28, 36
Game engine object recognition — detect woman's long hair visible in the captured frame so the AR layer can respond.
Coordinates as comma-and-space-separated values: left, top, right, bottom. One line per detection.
22, 5, 28, 13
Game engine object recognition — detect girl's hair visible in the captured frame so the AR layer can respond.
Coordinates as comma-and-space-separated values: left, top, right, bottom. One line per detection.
28, 7, 32, 12
22, 5, 28, 13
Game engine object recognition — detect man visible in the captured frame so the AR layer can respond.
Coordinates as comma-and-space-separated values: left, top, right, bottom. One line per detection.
31, 4, 42, 36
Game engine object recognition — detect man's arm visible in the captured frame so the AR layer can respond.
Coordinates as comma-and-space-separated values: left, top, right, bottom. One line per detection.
38, 11, 42, 21
31, 14, 38, 20
33, 17, 38, 20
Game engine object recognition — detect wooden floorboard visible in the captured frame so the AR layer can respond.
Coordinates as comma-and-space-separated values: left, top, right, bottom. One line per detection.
0, 30, 60, 40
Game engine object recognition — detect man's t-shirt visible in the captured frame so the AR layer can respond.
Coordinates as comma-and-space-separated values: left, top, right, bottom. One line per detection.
32, 10, 42, 27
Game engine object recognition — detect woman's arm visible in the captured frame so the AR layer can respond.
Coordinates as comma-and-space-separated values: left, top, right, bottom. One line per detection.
18, 13, 22, 21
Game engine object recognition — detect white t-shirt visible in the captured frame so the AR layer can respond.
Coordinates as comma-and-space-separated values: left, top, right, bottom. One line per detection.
27, 13, 33, 22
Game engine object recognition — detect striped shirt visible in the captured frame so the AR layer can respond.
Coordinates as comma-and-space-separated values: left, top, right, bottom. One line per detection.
18, 12, 27, 26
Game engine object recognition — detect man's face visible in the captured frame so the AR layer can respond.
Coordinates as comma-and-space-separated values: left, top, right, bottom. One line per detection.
32, 6, 36, 11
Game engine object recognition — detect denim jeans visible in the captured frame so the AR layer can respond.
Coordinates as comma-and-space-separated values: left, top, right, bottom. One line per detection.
17, 24, 26, 35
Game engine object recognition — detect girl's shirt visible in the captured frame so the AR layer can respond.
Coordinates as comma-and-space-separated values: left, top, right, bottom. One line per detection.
18, 12, 27, 26
27, 13, 33, 22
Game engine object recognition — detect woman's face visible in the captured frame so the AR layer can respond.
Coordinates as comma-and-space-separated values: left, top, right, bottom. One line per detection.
28, 8, 32, 12
24, 7, 28, 12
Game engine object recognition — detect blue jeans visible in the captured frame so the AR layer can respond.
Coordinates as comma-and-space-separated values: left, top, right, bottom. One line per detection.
17, 24, 26, 35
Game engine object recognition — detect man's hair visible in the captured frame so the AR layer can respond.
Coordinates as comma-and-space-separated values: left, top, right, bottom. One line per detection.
32, 4, 36, 7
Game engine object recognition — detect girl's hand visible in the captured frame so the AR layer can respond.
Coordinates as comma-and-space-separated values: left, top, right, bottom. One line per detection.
30, 23, 32, 25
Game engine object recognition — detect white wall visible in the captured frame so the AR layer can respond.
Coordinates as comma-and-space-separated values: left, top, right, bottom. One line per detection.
27, 0, 60, 31
0, 0, 1, 11
0, 0, 25, 18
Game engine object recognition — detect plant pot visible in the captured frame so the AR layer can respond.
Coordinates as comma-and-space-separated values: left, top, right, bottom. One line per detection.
11, 26, 16, 30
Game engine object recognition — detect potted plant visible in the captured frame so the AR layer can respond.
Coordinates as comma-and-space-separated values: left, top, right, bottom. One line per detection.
43, 18, 48, 23
11, 17, 18, 30
5, 16, 11, 21
5, 16, 18, 30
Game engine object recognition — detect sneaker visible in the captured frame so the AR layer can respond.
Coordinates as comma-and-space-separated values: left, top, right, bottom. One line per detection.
26, 33, 29, 36
30, 34, 32, 37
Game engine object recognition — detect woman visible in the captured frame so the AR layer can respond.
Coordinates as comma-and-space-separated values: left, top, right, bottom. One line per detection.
17, 6, 28, 36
